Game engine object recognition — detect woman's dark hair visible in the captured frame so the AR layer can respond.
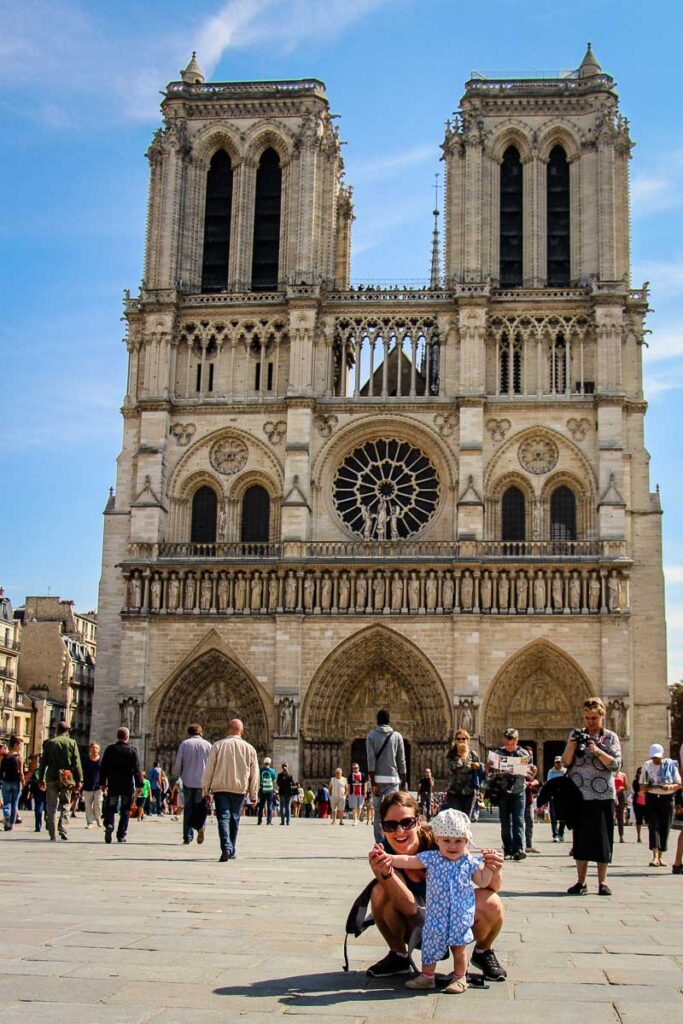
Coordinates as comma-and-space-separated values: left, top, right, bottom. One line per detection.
379, 790, 434, 849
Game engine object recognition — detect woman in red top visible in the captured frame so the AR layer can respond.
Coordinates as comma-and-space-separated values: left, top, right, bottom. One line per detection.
614, 769, 628, 843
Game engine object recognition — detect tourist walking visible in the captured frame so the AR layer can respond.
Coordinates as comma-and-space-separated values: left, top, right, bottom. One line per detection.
640, 743, 681, 867
277, 763, 296, 825
1, 736, 25, 831
524, 765, 540, 853
147, 761, 163, 816
100, 727, 143, 843
316, 783, 330, 818
175, 724, 212, 845
82, 742, 103, 829
257, 757, 277, 825
546, 755, 566, 842
25, 754, 46, 832
302, 784, 315, 818
446, 729, 480, 816
563, 697, 622, 895
417, 768, 434, 820
487, 728, 530, 860
329, 767, 349, 825
632, 766, 646, 843
366, 709, 407, 844
40, 722, 83, 841
348, 762, 365, 825
136, 777, 150, 820
614, 767, 628, 843
201, 718, 259, 862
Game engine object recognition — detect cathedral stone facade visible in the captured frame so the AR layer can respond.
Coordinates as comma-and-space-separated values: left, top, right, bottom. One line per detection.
92, 48, 668, 782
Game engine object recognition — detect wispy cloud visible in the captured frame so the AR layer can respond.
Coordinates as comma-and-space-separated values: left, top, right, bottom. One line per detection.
633, 259, 683, 300
349, 144, 436, 181
665, 565, 683, 585
642, 325, 683, 363
631, 150, 683, 217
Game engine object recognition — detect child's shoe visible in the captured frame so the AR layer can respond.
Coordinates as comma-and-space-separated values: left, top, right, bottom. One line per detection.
444, 976, 468, 994
405, 973, 436, 990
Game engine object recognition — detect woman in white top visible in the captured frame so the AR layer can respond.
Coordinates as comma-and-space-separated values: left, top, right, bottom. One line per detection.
640, 743, 681, 867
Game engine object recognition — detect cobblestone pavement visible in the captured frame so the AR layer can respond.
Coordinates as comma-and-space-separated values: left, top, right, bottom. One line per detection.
1, 815, 682, 1023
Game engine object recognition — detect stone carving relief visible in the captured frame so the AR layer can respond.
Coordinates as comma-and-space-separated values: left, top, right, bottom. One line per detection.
454, 698, 478, 735
607, 698, 629, 738
486, 418, 511, 444
119, 696, 142, 735
275, 695, 298, 738
433, 412, 456, 438
567, 417, 591, 442
263, 420, 287, 445
210, 437, 248, 475
315, 414, 338, 438
518, 436, 559, 475
170, 423, 196, 447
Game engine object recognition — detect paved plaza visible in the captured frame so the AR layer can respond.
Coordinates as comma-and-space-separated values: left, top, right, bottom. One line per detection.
1, 815, 682, 1023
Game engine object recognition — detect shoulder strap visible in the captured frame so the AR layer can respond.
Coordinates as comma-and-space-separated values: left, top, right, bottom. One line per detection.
373, 730, 394, 763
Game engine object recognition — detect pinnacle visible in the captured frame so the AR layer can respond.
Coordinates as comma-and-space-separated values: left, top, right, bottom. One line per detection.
578, 42, 602, 78
181, 51, 205, 85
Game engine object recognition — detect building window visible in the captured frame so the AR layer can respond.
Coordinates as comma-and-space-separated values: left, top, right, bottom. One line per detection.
251, 148, 282, 291
499, 333, 522, 394
550, 333, 567, 394
501, 486, 526, 541
547, 145, 570, 285
241, 485, 270, 543
201, 150, 233, 293
550, 485, 576, 541
500, 145, 523, 287
191, 486, 218, 543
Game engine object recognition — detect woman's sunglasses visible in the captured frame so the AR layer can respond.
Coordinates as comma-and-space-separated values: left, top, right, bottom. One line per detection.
381, 816, 417, 833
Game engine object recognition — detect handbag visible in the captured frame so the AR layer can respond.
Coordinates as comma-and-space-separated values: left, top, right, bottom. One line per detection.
635, 792, 646, 807
58, 769, 75, 789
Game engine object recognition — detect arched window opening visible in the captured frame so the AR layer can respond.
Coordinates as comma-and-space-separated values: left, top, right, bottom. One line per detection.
547, 145, 570, 285
251, 148, 282, 291
500, 145, 523, 287
502, 486, 526, 542
191, 486, 218, 544
241, 485, 270, 543
201, 150, 233, 293
499, 333, 522, 395
550, 333, 567, 394
550, 485, 576, 542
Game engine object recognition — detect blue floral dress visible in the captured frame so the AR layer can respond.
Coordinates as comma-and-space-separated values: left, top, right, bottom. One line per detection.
416, 850, 480, 963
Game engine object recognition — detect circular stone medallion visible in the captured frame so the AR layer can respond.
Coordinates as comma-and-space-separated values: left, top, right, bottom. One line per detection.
518, 437, 559, 475
210, 438, 248, 475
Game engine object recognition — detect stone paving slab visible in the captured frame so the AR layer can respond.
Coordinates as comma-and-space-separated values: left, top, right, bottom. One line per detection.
0, 816, 682, 1022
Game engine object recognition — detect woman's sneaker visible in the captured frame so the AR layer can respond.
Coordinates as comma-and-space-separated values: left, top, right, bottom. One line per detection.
366, 951, 412, 977
470, 948, 507, 981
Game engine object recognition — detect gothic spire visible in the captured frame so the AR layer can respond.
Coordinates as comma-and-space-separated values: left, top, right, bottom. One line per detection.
578, 42, 602, 79
181, 52, 205, 85
430, 174, 441, 289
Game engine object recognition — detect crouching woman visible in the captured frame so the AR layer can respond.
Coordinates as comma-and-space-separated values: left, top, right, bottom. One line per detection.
365, 791, 506, 981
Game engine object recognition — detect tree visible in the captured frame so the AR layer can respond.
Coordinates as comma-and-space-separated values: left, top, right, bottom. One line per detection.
669, 682, 683, 758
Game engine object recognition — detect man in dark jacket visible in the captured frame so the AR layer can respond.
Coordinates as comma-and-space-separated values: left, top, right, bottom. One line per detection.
100, 727, 143, 844
40, 722, 83, 842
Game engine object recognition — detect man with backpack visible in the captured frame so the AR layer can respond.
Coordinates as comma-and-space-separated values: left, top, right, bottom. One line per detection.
39, 722, 83, 842
257, 757, 277, 825
366, 709, 407, 844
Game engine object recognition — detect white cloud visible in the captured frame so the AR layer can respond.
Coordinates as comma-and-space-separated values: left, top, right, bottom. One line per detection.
642, 325, 683, 363
633, 259, 683, 301
349, 144, 436, 180
631, 150, 683, 217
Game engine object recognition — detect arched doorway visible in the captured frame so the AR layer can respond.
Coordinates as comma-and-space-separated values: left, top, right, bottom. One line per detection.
483, 640, 593, 777
301, 626, 452, 787
151, 649, 269, 769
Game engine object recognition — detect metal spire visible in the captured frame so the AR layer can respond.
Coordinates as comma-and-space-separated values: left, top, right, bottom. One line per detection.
430, 173, 441, 289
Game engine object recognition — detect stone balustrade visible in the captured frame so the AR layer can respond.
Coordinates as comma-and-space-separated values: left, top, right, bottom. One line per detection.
122, 563, 630, 617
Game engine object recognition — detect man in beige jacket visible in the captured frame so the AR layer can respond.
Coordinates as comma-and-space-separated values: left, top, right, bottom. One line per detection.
202, 719, 259, 862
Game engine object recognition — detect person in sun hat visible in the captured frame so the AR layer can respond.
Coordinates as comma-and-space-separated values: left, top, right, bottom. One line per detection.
640, 742, 681, 868
371, 807, 502, 995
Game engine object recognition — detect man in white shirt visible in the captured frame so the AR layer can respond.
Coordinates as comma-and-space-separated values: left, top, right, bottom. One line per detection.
175, 724, 212, 846
329, 767, 349, 825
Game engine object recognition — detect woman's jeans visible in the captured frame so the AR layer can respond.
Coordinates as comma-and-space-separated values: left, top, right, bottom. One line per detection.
280, 796, 292, 825
1, 781, 20, 827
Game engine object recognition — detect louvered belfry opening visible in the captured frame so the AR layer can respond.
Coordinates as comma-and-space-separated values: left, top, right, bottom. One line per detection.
201, 150, 233, 293
251, 148, 282, 291
500, 145, 523, 287
502, 486, 526, 541
241, 485, 270, 542
547, 145, 570, 285
191, 486, 218, 543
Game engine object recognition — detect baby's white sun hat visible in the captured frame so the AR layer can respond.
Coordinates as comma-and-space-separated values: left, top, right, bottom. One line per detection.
430, 808, 473, 842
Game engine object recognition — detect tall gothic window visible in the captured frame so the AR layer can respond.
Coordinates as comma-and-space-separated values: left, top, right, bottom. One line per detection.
502, 486, 526, 541
500, 145, 523, 287
201, 150, 233, 293
550, 485, 576, 541
191, 486, 218, 543
241, 485, 270, 543
251, 148, 282, 291
550, 333, 567, 394
547, 145, 570, 285
499, 333, 522, 394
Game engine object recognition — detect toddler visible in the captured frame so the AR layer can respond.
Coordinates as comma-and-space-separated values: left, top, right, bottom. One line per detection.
372, 807, 499, 994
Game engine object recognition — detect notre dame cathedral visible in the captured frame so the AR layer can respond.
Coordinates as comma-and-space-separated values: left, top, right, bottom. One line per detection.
92, 46, 668, 782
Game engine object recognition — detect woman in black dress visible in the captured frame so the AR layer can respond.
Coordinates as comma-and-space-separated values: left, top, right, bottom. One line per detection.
446, 730, 481, 817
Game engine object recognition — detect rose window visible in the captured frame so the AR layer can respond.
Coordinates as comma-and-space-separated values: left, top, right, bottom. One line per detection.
333, 439, 440, 539
210, 437, 248, 475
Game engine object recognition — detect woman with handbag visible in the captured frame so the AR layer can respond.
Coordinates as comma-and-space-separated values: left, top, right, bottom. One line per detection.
640, 743, 681, 868
446, 730, 481, 817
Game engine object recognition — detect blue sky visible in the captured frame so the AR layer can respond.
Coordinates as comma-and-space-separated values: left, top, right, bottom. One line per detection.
2, 0, 682, 680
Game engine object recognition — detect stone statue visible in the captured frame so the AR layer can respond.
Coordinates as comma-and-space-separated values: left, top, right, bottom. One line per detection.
532, 500, 543, 541
200, 574, 213, 611
458, 701, 475, 735
217, 502, 227, 542
217, 573, 229, 611
461, 572, 473, 611
183, 573, 196, 611
285, 571, 297, 610
235, 573, 246, 612
391, 572, 403, 612
321, 573, 332, 611
303, 575, 315, 611
167, 573, 180, 611
268, 574, 279, 611
608, 699, 626, 736
552, 572, 563, 611
129, 573, 142, 610
516, 572, 528, 611
498, 573, 509, 611
442, 573, 454, 611
533, 571, 546, 610
373, 573, 386, 610
480, 571, 492, 611
389, 506, 400, 541
407, 571, 420, 612
150, 574, 162, 611
338, 572, 350, 610
588, 572, 601, 612
569, 571, 581, 611
121, 698, 136, 732
251, 572, 262, 611
361, 504, 373, 540
608, 571, 620, 612
279, 698, 294, 737
425, 571, 437, 611
356, 572, 368, 610
376, 499, 388, 541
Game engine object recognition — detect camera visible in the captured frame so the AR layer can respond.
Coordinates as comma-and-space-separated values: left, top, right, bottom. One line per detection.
570, 728, 590, 758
